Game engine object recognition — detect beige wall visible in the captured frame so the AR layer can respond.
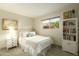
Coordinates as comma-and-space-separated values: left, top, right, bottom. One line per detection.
33, 12, 63, 46
33, 7, 79, 46
0, 10, 33, 49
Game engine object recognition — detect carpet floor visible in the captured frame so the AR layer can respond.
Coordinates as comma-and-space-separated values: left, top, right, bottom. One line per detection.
0, 45, 74, 56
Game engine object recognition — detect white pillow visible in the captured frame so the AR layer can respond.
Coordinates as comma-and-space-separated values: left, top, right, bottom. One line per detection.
27, 32, 36, 37
30, 32, 36, 35
24, 32, 29, 37
20, 32, 29, 37
19, 32, 36, 37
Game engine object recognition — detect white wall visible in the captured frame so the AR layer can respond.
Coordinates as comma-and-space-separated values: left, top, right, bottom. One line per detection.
33, 7, 79, 46
0, 10, 33, 49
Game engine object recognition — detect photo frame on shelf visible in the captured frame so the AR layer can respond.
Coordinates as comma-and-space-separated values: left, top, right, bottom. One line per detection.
63, 9, 75, 19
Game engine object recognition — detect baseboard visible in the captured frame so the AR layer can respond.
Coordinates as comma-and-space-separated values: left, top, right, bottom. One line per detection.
52, 44, 62, 48
0, 47, 6, 50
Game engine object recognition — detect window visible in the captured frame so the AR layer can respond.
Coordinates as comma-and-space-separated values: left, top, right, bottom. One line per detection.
42, 20, 50, 29
42, 16, 60, 29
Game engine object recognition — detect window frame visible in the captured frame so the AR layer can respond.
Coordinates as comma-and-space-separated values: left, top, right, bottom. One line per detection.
41, 16, 60, 29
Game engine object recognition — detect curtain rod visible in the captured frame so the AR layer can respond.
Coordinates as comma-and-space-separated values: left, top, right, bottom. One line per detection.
41, 16, 60, 21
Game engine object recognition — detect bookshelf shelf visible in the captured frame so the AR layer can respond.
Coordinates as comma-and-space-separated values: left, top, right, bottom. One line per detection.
62, 18, 79, 55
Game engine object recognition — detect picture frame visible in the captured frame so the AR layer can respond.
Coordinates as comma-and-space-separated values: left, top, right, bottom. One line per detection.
63, 9, 75, 19
2, 18, 18, 30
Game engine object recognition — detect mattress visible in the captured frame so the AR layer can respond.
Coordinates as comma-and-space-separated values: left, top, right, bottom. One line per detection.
19, 35, 53, 55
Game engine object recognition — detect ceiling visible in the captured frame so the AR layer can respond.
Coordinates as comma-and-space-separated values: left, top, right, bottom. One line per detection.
0, 3, 79, 18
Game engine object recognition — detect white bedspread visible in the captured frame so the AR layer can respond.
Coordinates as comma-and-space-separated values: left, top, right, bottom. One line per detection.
19, 35, 53, 55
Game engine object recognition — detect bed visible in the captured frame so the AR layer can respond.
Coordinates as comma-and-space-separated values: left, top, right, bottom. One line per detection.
19, 32, 53, 56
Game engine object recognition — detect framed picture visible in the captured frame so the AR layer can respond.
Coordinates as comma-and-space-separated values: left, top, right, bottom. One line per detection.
2, 18, 18, 30
63, 9, 75, 19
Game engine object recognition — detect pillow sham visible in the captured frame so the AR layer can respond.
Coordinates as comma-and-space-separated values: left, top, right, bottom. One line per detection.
27, 32, 36, 37
19, 31, 36, 37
